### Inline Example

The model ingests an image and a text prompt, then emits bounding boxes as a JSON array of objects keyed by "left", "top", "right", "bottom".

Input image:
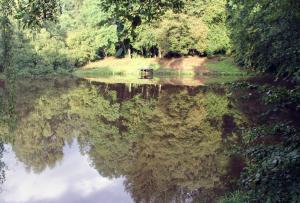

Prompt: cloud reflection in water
[{"left": 0, "top": 139, "right": 133, "bottom": 203}]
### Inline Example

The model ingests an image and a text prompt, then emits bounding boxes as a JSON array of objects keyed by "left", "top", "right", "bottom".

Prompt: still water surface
[
  {"left": 1, "top": 140, "right": 131, "bottom": 203},
  {"left": 0, "top": 77, "right": 244, "bottom": 203}
]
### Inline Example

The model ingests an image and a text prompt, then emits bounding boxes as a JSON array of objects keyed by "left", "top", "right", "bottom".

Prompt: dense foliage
[
  {"left": 62, "top": 0, "right": 118, "bottom": 65},
  {"left": 227, "top": 0, "right": 300, "bottom": 81},
  {"left": 185, "top": 0, "right": 230, "bottom": 55},
  {"left": 101, "top": 0, "right": 230, "bottom": 57},
  {"left": 0, "top": 0, "right": 68, "bottom": 76},
  {"left": 218, "top": 82, "right": 300, "bottom": 202},
  {"left": 156, "top": 12, "right": 208, "bottom": 55},
  {"left": 0, "top": 0, "right": 232, "bottom": 76},
  {"left": 1, "top": 0, "right": 299, "bottom": 79},
  {"left": 241, "top": 124, "right": 300, "bottom": 202}
]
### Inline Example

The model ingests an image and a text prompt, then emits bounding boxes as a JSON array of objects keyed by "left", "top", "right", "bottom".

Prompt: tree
[
  {"left": 184, "top": 0, "right": 230, "bottom": 55},
  {"left": 98, "top": 0, "right": 186, "bottom": 58},
  {"left": 0, "top": 0, "right": 62, "bottom": 75},
  {"left": 66, "top": 26, "right": 118, "bottom": 65},
  {"left": 62, "top": 0, "right": 118, "bottom": 64},
  {"left": 227, "top": 0, "right": 300, "bottom": 81},
  {"left": 156, "top": 12, "right": 208, "bottom": 55},
  {"left": 132, "top": 24, "right": 158, "bottom": 57},
  {"left": 16, "top": 0, "right": 62, "bottom": 28}
]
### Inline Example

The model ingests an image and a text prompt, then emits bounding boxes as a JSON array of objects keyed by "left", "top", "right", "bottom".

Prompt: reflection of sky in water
[{"left": 0, "top": 140, "right": 133, "bottom": 203}]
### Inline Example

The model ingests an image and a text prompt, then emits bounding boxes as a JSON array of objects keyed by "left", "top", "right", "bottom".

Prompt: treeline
[
  {"left": 61, "top": 0, "right": 230, "bottom": 60},
  {"left": 0, "top": 0, "right": 299, "bottom": 81},
  {"left": 0, "top": 0, "right": 230, "bottom": 75},
  {"left": 228, "top": 0, "right": 300, "bottom": 82}
]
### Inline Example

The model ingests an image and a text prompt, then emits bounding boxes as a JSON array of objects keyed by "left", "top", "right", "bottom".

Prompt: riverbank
[
  {"left": 0, "top": 56, "right": 245, "bottom": 81},
  {"left": 74, "top": 56, "right": 245, "bottom": 78}
]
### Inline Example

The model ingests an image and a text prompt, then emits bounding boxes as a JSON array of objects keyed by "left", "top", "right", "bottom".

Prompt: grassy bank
[
  {"left": 206, "top": 57, "right": 245, "bottom": 75},
  {"left": 74, "top": 56, "right": 246, "bottom": 78}
]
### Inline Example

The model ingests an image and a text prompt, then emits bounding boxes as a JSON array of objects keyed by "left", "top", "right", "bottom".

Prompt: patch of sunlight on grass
[
  {"left": 74, "top": 57, "right": 197, "bottom": 78},
  {"left": 82, "top": 57, "right": 157, "bottom": 74},
  {"left": 154, "top": 69, "right": 195, "bottom": 76},
  {"left": 74, "top": 57, "right": 249, "bottom": 79},
  {"left": 74, "top": 67, "right": 122, "bottom": 78},
  {"left": 206, "top": 58, "right": 245, "bottom": 75}
]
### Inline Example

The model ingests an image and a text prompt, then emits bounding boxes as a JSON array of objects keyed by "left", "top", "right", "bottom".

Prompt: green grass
[
  {"left": 78, "top": 58, "right": 159, "bottom": 75},
  {"left": 74, "top": 57, "right": 196, "bottom": 78},
  {"left": 74, "top": 67, "right": 120, "bottom": 78},
  {"left": 154, "top": 68, "right": 195, "bottom": 76},
  {"left": 74, "top": 58, "right": 245, "bottom": 78},
  {"left": 206, "top": 58, "right": 245, "bottom": 75}
]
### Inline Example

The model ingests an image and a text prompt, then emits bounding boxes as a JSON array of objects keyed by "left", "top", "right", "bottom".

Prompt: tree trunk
[{"left": 158, "top": 48, "right": 162, "bottom": 58}]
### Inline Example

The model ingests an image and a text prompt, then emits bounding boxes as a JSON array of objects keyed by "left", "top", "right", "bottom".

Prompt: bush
[
  {"left": 66, "top": 25, "right": 118, "bottom": 65},
  {"left": 12, "top": 28, "right": 73, "bottom": 76},
  {"left": 156, "top": 12, "right": 208, "bottom": 55},
  {"left": 240, "top": 124, "right": 300, "bottom": 202},
  {"left": 228, "top": 0, "right": 300, "bottom": 81}
]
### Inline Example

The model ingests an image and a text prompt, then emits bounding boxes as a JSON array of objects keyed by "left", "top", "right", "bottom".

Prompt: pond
[{"left": 0, "top": 76, "right": 246, "bottom": 203}]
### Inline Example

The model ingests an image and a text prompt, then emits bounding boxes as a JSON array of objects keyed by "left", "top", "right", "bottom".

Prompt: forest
[
  {"left": 0, "top": 0, "right": 230, "bottom": 76},
  {"left": 0, "top": 0, "right": 300, "bottom": 203},
  {"left": 0, "top": 0, "right": 298, "bottom": 80}
]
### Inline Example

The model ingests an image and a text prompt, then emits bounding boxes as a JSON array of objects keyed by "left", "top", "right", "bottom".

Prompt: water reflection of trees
[
  {"left": 82, "top": 86, "right": 242, "bottom": 202},
  {"left": 0, "top": 73, "right": 18, "bottom": 188},
  {"left": 0, "top": 79, "right": 243, "bottom": 202},
  {"left": 4, "top": 81, "right": 119, "bottom": 173},
  {"left": 123, "top": 94, "right": 229, "bottom": 202}
]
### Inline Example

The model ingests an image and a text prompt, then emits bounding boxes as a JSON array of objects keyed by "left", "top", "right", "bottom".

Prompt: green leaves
[
  {"left": 156, "top": 11, "right": 208, "bottom": 55},
  {"left": 0, "top": 0, "right": 15, "bottom": 16},
  {"left": 66, "top": 25, "right": 118, "bottom": 64},
  {"left": 99, "top": 0, "right": 186, "bottom": 22},
  {"left": 227, "top": 0, "right": 300, "bottom": 81},
  {"left": 16, "top": 0, "right": 62, "bottom": 28},
  {"left": 238, "top": 123, "right": 300, "bottom": 202}
]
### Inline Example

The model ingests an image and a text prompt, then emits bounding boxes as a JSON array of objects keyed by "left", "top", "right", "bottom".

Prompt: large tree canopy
[
  {"left": 1, "top": 0, "right": 234, "bottom": 75},
  {"left": 156, "top": 11, "right": 208, "bottom": 55},
  {"left": 99, "top": 0, "right": 186, "bottom": 22},
  {"left": 17, "top": 0, "right": 60, "bottom": 27},
  {"left": 227, "top": 0, "right": 300, "bottom": 81},
  {"left": 0, "top": 0, "right": 63, "bottom": 76},
  {"left": 98, "top": 0, "right": 186, "bottom": 57}
]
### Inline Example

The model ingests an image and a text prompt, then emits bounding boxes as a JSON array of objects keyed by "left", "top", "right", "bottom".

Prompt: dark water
[{"left": 0, "top": 77, "right": 245, "bottom": 203}]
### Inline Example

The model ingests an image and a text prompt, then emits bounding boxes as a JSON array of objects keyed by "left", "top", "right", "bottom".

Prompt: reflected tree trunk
[
  {"left": 0, "top": 89, "right": 3, "bottom": 118},
  {"left": 128, "top": 48, "right": 131, "bottom": 59}
]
